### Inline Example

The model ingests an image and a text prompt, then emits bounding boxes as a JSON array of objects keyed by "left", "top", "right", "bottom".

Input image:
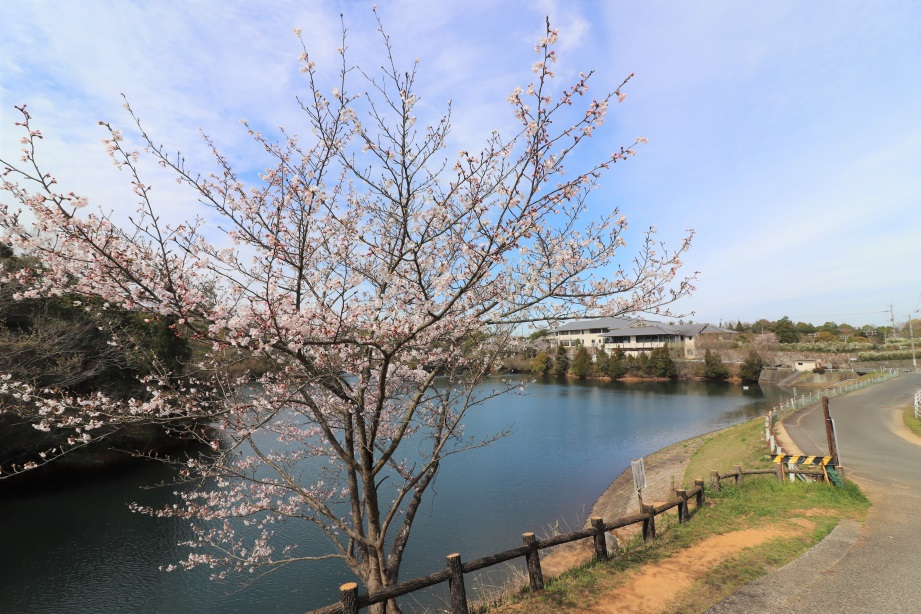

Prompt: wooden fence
[
  {"left": 312, "top": 449, "right": 851, "bottom": 614},
  {"left": 708, "top": 463, "right": 830, "bottom": 489},
  {"left": 309, "top": 480, "right": 707, "bottom": 614}
]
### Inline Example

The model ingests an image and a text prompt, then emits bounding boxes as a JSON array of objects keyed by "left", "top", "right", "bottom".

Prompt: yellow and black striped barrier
[{"left": 772, "top": 454, "right": 835, "bottom": 466}]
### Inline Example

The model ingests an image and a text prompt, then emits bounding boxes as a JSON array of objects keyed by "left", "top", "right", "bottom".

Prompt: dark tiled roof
[
  {"left": 552, "top": 316, "right": 637, "bottom": 332},
  {"left": 554, "top": 318, "right": 739, "bottom": 338}
]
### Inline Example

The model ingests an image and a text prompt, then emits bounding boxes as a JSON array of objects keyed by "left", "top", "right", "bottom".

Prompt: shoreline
[
  {"left": 540, "top": 407, "right": 807, "bottom": 576},
  {"left": 540, "top": 427, "right": 729, "bottom": 576}
]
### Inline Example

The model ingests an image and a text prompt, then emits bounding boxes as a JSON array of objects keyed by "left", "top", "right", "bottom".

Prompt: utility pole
[{"left": 910, "top": 311, "right": 918, "bottom": 368}]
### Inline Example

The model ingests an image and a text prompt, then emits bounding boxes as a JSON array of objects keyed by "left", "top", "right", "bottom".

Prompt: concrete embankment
[
  {"left": 759, "top": 369, "right": 855, "bottom": 387},
  {"left": 541, "top": 429, "right": 720, "bottom": 576}
]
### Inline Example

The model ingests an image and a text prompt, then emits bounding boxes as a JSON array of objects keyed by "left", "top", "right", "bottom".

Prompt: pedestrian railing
[
  {"left": 768, "top": 371, "right": 897, "bottom": 424},
  {"left": 765, "top": 372, "right": 894, "bottom": 481}
]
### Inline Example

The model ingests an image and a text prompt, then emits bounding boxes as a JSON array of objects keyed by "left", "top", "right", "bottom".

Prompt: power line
[{"left": 740, "top": 310, "right": 887, "bottom": 320}]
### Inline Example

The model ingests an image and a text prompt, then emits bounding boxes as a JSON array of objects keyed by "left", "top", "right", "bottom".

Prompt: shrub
[
  {"left": 739, "top": 350, "right": 764, "bottom": 382},
  {"left": 570, "top": 346, "right": 593, "bottom": 378},
  {"left": 607, "top": 348, "right": 627, "bottom": 379},
  {"left": 530, "top": 351, "right": 551, "bottom": 376},
  {"left": 649, "top": 345, "right": 677, "bottom": 378},
  {"left": 700, "top": 349, "right": 730, "bottom": 379},
  {"left": 594, "top": 347, "right": 609, "bottom": 375},
  {"left": 552, "top": 344, "right": 570, "bottom": 377}
]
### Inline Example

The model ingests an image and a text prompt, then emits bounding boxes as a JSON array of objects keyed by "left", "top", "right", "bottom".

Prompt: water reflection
[{"left": 1, "top": 379, "right": 785, "bottom": 613}]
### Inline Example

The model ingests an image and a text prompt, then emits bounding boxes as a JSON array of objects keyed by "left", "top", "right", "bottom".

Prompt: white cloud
[{"left": 1, "top": 0, "right": 918, "bottom": 326}]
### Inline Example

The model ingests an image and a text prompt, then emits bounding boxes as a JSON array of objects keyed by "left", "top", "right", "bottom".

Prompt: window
[{"left": 590, "top": 328, "right": 602, "bottom": 334}]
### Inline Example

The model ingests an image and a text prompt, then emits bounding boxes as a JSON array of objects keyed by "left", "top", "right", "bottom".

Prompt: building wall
[{"left": 551, "top": 330, "right": 696, "bottom": 357}]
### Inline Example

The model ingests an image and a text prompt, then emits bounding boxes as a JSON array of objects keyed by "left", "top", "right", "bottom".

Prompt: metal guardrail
[
  {"left": 765, "top": 372, "right": 896, "bottom": 481},
  {"left": 769, "top": 371, "right": 898, "bottom": 424}
]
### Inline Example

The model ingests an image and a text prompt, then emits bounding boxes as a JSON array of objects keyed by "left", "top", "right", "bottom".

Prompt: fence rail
[
  {"left": 314, "top": 456, "right": 820, "bottom": 614},
  {"left": 767, "top": 371, "right": 897, "bottom": 423},
  {"left": 764, "top": 372, "right": 894, "bottom": 483},
  {"left": 765, "top": 372, "right": 896, "bottom": 453},
  {"left": 313, "top": 374, "right": 903, "bottom": 614},
  {"left": 310, "top": 481, "right": 707, "bottom": 614}
]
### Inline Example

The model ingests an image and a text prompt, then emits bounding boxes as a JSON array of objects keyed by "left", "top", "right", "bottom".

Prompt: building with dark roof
[{"left": 549, "top": 317, "right": 737, "bottom": 357}]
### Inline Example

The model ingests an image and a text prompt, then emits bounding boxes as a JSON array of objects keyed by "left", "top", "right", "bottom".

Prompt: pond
[{"left": 0, "top": 378, "right": 789, "bottom": 612}]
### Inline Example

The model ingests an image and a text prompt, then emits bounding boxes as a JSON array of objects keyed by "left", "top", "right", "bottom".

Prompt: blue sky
[{"left": 1, "top": 0, "right": 919, "bottom": 328}]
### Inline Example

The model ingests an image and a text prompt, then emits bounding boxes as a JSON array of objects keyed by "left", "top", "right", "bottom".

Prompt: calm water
[{"left": 0, "top": 378, "right": 788, "bottom": 613}]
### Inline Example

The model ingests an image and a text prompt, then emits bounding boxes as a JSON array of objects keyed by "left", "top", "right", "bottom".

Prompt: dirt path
[{"left": 577, "top": 524, "right": 807, "bottom": 614}]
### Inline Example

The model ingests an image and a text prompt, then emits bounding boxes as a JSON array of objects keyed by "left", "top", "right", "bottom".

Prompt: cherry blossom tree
[{"left": 1, "top": 16, "right": 694, "bottom": 612}]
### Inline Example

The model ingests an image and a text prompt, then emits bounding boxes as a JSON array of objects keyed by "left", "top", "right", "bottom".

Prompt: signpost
[{"left": 631, "top": 457, "right": 647, "bottom": 507}]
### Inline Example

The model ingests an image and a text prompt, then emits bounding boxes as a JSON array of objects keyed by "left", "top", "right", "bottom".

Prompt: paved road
[{"left": 709, "top": 373, "right": 921, "bottom": 613}]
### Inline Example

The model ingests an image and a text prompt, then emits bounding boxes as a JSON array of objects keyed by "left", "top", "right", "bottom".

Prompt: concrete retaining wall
[{"left": 759, "top": 369, "right": 855, "bottom": 387}]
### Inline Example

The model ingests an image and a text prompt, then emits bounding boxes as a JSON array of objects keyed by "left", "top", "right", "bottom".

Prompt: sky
[{"left": 1, "top": 0, "right": 919, "bottom": 328}]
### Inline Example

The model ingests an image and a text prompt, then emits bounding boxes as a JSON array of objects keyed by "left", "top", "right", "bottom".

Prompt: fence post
[
  {"left": 775, "top": 462, "right": 784, "bottom": 482},
  {"left": 822, "top": 396, "right": 840, "bottom": 465},
  {"left": 734, "top": 464, "right": 743, "bottom": 485},
  {"left": 446, "top": 553, "right": 468, "bottom": 614},
  {"left": 676, "top": 489, "right": 689, "bottom": 523},
  {"left": 642, "top": 504, "right": 656, "bottom": 543},
  {"left": 339, "top": 582, "right": 359, "bottom": 614},
  {"left": 710, "top": 469, "right": 721, "bottom": 491},
  {"left": 591, "top": 517, "right": 608, "bottom": 561},
  {"left": 694, "top": 479, "right": 705, "bottom": 505},
  {"left": 522, "top": 532, "right": 544, "bottom": 591}
]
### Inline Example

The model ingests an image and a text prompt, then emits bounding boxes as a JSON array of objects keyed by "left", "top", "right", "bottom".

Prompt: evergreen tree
[
  {"left": 735, "top": 320, "right": 744, "bottom": 332},
  {"left": 571, "top": 345, "right": 592, "bottom": 378},
  {"left": 636, "top": 352, "right": 652, "bottom": 377},
  {"left": 622, "top": 353, "right": 639, "bottom": 376},
  {"left": 773, "top": 316, "right": 800, "bottom": 344},
  {"left": 739, "top": 349, "right": 764, "bottom": 382},
  {"left": 594, "top": 347, "right": 609, "bottom": 375},
  {"left": 552, "top": 344, "right": 570, "bottom": 377},
  {"left": 607, "top": 348, "right": 627, "bottom": 379},
  {"left": 700, "top": 349, "right": 730, "bottom": 379},
  {"left": 649, "top": 345, "right": 677, "bottom": 378}
]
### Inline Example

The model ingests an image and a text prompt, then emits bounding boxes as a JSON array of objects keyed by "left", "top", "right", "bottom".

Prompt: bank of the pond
[
  {"left": 1, "top": 378, "right": 786, "bottom": 613},
  {"left": 493, "top": 413, "right": 871, "bottom": 613},
  {"left": 541, "top": 428, "right": 725, "bottom": 577}
]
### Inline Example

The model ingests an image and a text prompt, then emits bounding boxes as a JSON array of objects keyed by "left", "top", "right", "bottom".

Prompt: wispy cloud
[{"left": 1, "top": 0, "right": 918, "bottom": 326}]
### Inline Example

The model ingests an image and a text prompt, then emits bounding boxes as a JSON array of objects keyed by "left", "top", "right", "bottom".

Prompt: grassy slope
[
  {"left": 683, "top": 418, "right": 773, "bottom": 487},
  {"left": 486, "top": 417, "right": 869, "bottom": 613},
  {"left": 904, "top": 404, "right": 921, "bottom": 438}
]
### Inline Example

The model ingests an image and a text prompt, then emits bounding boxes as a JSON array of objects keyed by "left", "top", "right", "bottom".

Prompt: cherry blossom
[{"left": 0, "top": 15, "right": 694, "bottom": 613}]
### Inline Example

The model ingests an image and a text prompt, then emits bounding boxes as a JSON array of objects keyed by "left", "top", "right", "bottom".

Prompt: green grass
[
  {"left": 486, "top": 416, "right": 870, "bottom": 613},
  {"left": 683, "top": 417, "right": 773, "bottom": 487},
  {"left": 903, "top": 404, "right": 921, "bottom": 438}
]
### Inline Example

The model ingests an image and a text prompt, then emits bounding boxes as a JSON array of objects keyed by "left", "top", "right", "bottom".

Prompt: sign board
[{"left": 631, "top": 457, "right": 647, "bottom": 492}]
